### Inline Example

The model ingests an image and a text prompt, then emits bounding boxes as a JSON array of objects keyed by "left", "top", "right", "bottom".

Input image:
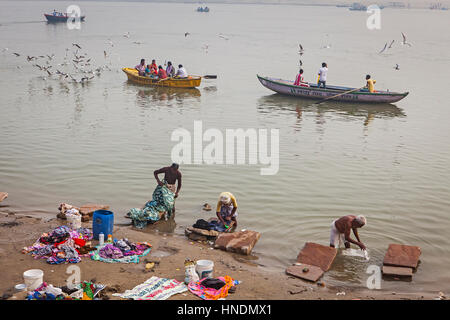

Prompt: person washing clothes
[{"left": 329, "top": 215, "right": 367, "bottom": 250}]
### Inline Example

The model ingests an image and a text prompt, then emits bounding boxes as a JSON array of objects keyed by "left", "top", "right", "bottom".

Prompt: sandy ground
[{"left": 0, "top": 211, "right": 440, "bottom": 301}]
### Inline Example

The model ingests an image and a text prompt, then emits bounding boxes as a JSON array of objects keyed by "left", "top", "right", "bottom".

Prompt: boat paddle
[
  {"left": 203, "top": 75, "right": 217, "bottom": 79},
  {"left": 311, "top": 86, "right": 366, "bottom": 106}
]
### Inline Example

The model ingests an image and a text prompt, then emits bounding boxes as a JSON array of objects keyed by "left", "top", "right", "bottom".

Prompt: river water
[{"left": 1, "top": 1, "right": 450, "bottom": 293}]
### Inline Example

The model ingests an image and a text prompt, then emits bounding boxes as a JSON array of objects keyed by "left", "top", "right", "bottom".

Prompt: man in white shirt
[
  {"left": 175, "top": 64, "right": 188, "bottom": 78},
  {"left": 317, "top": 62, "right": 328, "bottom": 88}
]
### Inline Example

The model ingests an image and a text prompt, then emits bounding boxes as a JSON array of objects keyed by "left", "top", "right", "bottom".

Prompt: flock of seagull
[
  {"left": 378, "top": 32, "right": 413, "bottom": 70},
  {"left": 4, "top": 42, "right": 113, "bottom": 84},
  {"left": 296, "top": 31, "right": 412, "bottom": 70}
]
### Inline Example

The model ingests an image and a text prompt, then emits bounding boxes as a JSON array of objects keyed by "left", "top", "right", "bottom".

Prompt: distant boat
[
  {"left": 257, "top": 75, "right": 409, "bottom": 104},
  {"left": 197, "top": 7, "right": 210, "bottom": 12},
  {"left": 349, "top": 3, "right": 367, "bottom": 11},
  {"left": 44, "top": 11, "right": 86, "bottom": 23}
]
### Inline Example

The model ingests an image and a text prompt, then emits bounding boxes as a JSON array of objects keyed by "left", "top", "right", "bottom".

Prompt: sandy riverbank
[{"left": 0, "top": 211, "right": 439, "bottom": 300}]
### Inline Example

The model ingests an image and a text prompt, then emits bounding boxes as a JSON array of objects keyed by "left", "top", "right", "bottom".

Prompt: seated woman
[
  {"left": 294, "top": 69, "right": 309, "bottom": 87},
  {"left": 166, "top": 61, "right": 176, "bottom": 78},
  {"left": 210, "top": 192, "right": 238, "bottom": 232},
  {"left": 158, "top": 65, "right": 168, "bottom": 79}
]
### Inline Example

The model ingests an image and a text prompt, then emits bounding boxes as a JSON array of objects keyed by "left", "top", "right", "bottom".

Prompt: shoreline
[{"left": 0, "top": 210, "right": 440, "bottom": 300}]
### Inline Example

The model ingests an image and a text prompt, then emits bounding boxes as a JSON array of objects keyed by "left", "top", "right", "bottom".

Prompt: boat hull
[
  {"left": 44, "top": 14, "right": 86, "bottom": 23},
  {"left": 257, "top": 75, "right": 408, "bottom": 104},
  {"left": 123, "top": 68, "right": 201, "bottom": 88}
]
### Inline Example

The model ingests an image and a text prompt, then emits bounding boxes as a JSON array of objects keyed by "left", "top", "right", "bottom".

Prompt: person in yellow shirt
[
  {"left": 365, "top": 74, "right": 376, "bottom": 93},
  {"left": 215, "top": 192, "right": 238, "bottom": 232}
]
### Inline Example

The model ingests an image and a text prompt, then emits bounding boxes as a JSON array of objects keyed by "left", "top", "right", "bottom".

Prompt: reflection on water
[
  {"left": 124, "top": 82, "right": 201, "bottom": 108},
  {"left": 257, "top": 94, "right": 406, "bottom": 129}
]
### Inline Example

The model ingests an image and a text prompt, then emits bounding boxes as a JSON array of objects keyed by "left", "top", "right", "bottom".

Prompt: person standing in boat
[
  {"left": 175, "top": 64, "right": 188, "bottom": 78},
  {"left": 317, "top": 62, "right": 328, "bottom": 88},
  {"left": 166, "top": 61, "right": 176, "bottom": 78},
  {"left": 294, "top": 69, "right": 309, "bottom": 87},
  {"left": 365, "top": 74, "right": 376, "bottom": 93},
  {"left": 135, "top": 58, "right": 146, "bottom": 76}
]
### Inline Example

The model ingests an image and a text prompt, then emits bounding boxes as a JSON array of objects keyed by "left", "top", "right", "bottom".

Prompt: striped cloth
[{"left": 113, "top": 276, "right": 187, "bottom": 300}]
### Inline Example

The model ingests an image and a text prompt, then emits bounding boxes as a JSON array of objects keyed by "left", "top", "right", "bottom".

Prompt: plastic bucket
[
  {"left": 92, "top": 210, "right": 114, "bottom": 240},
  {"left": 23, "top": 269, "right": 44, "bottom": 291},
  {"left": 67, "top": 214, "right": 81, "bottom": 229},
  {"left": 195, "top": 260, "right": 214, "bottom": 279}
]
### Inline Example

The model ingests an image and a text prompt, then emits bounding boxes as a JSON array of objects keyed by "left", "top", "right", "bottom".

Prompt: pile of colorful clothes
[
  {"left": 188, "top": 276, "right": 239, "bottom": 300},
  {"left": 22, "top": 225, "right": 94, "bottom": 264},
  {"left": 89, "top": 238, "right": 151, "bottom": 263},
  {"left": 26, "top": 281, "right": 105, "bottom": 300}
]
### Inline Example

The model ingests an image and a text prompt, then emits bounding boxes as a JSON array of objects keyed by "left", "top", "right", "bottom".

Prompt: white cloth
[
  {"left": 329, "top": 219, "right": 345, "bottom": 247},
  {"left": 318, "top": 67, "right": 328, "bottom": 81},
  {"left": 176, "top": 67, "right": 188, "bottom": 78}
]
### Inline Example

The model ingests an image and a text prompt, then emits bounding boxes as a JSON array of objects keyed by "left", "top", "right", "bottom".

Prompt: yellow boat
[{"left": 122, "top": 68, "right": 202, "bottom": 88}]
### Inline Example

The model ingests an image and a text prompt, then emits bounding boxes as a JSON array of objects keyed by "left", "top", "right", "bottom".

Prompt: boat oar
[
  {"left": 311, "top": 86, "right": 365, "bottom": 106},
  {"left": 203, "top": 75, "right": 217, "bottom": 79}
]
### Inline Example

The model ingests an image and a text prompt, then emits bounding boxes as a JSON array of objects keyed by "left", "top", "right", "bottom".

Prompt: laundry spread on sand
[
  {"left": 89, "top": 239, "right": 151, "bottom": 263},
  {"left": 188, "top": 276, "right": 239, "bottom": 300},
  {"left": 127, "top": 183, "right": 175, "bottom": 229},
  {"left": 22, "top": 226, "right": 94, "bottom": 264},
  {"left": 26, "top": 281, "right": 106, "bottom": 300},
  {"left": 112, "top": 276, "right": 187, "bottom": 300}
]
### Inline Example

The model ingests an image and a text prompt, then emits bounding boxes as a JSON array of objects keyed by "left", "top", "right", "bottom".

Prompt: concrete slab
[
  {"left": 382, "top": 265, "right": 413, "bottom": 277},
  {"left": 186, "top": 226, "right": 220, "bottom": 237},
  {"left": 0, "top": 192, "right": 8, "bottom": 203},
  {"left": 79, "top": 204, "right": 110, "bottom": 216},
  {"left": 214, "top": 230, "right": 261, "bottom": 255},
  {"left": 383, "top": 244, "right": 421, "bottom": 269},
  {"left": 286, "top": 263, "right": 324, "bottom": 282},
  {"left": 296, "top": 242, "right": 337, "bottom": 271}
]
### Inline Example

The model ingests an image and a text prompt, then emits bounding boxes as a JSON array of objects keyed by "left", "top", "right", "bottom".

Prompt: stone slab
[
  {"left": 286, "top": 263, "right": 325, "bottom": 282},
  {"left": 0, "top": 192, "right": 8, "bottom": 203},
  {"left": 296, "top": 242, "right": 337, "bottom": 271},
  {"left": 79, "top": 204, "right": 110, "bottom": 216},
  {"left": 383, "top": 244, "right": 421, "bottom": 269},
  {"left": 214, "top": 230, "right": 261, "bottom": 255},
  {"left": 186, "top": 226, "right": 220, "bottom": 237},
  {"left": 382, "top": 265, "right": 413, "bottom": 277}
]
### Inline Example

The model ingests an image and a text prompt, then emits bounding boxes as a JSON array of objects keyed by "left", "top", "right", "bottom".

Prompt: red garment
[
  {"left": 294, "top": 73, "right": 304, "bottom": 86},
  {"left": 158, "top": 69, "right": 168, "bottom": 79},
  {"left": 150, "top": 63, "right": 158, "bottom": 74}
]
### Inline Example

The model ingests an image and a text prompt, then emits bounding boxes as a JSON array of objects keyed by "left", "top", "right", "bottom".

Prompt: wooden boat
[
  {"left": 257, "top": 75, "right": 409, "bottom": 104},
  {"left": 44, "top": 13, "right": 86, "bottom": 23},
  {"left": 122, "top": 68, "right": 201, "bottom": 88}
]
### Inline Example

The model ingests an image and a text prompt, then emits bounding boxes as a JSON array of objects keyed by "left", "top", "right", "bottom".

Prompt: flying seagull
[
  {"left": 72, "top": 43, "right": 82, "bottom": 49},
  {"left": 388, "top": 39, "right": 395, "bottom": 49},
  {"left": 298, "top": 44, "right": 304, "bottom": 55},
  {"left": 394, "top": 64, "right": 400, "bottom": 70},
  {"left": 13, "top": 52, "right": 20, "bottom": 57},
  {"left": 123, "top": 32, "right": 130, "bottom": 38},
  {"left": 218, "top": 33, "right": 229, "bottom": 40},
  {"left": 185, "top": 32, "right": 190, "bottom": 37},
  {"left": 401, "top": 32, "right": 412, "bottom": 47},
  {"left": 299, "top": 59, "right": 303, "bottom": 66},
  {"left": 379, "top": 42, "right": 388, "bottom": 54}
]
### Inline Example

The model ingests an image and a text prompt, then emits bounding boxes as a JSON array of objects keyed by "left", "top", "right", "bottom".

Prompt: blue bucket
[{"left": 92, "top": 210, "right": 114, "bottom": 240}]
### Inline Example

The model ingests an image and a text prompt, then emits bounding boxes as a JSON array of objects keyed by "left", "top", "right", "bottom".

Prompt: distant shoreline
[{"left": 1, "top": 0, "right": 448, "bottom": 11}]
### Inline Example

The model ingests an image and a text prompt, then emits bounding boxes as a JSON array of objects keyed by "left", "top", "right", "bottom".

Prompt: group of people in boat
[
  {"left": 51, "top": 10, "right": 66, "bottom": 17},
  {"left": 294, "top": 62, "right": 377, "bottom": 93},
  {"left": 135, "top": 58, "right": 188, "bottom": 80}
]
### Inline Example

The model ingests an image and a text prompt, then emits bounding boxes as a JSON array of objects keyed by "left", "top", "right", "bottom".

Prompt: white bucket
[
  {"left": 23, "top": 269, "right": 44, "bottom": 291},
  {"left": 195, "top": 260, "right": 214, "bottom": 279},
  {"left": 67, "top": 214, "right": 81, "bottom": 229}
]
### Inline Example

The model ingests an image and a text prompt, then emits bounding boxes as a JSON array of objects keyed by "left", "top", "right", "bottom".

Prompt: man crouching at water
[
  {"left": 330, "top": 215, "right": 366, "bottom": 250},
  {"left": 154, "top": 163, "right": 182, "bottom": 216}
]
